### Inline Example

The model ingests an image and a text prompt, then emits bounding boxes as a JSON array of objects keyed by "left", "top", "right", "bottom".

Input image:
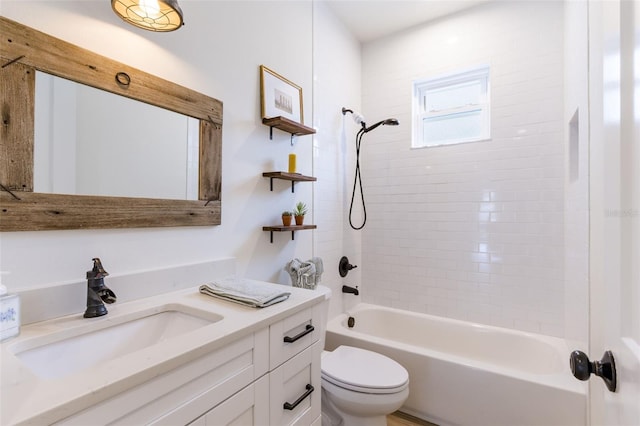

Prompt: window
[{"left": 412, "top": 65, "right": 490, "bottom": 148}]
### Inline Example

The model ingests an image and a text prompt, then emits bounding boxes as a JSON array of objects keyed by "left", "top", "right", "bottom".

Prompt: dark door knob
[{"left": 569, "top": 350, "right": 617, "bottom": 392}]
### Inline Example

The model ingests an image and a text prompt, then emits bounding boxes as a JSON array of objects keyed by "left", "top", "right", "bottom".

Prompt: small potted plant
[
  {"left": 281, "top": 211, "right": 293, "bottom": 226},
  {"left": 293, "top": 201, "right": 308, "bottom": 226}
]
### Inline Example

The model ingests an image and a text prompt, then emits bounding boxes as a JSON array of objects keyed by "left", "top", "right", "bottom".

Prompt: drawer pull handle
[
  {"left": 283, "top": 384, "right": 314, "bottom": 410},
  {"left": 283, "top": 324, "right": 314, "bottom": 343}
]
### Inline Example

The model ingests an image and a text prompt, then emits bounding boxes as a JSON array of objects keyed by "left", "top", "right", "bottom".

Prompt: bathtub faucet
[
  {"left": 342, "top": 285, "right": 359, "bottom": 296},
  {"left": 84, "top": 258, "right": 117, "bottom": 318}
]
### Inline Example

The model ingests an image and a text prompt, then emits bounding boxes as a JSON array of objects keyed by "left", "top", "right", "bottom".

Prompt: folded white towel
[{"left": 199, "top": 277, "right": 291, "bottom": 308}]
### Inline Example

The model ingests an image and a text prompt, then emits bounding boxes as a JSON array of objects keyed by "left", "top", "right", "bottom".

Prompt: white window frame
[{"left": 412, "top": 64, "right": 490, "bottom": 148}]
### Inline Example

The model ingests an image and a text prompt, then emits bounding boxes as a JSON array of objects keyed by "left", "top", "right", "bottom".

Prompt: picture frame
[{"left": 260, "top": 65, "right": 304, "bottom": 124}]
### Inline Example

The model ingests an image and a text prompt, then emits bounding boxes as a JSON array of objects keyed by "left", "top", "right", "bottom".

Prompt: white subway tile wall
[
  {"left": 312, "top": 0, "right": 363, "bottom": 321},
  {"left": 359, "top": 1, "right": 566, "bottom": 336}
]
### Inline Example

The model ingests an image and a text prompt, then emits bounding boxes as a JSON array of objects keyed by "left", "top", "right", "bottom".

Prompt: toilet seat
[{"left": 321, "top": 346, "right": 409, "bottom": 394}]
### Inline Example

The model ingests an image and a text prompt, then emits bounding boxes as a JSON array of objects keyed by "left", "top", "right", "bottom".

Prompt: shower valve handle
[{"left": 339, "top": 256, "right": 358, "bottom": 277}]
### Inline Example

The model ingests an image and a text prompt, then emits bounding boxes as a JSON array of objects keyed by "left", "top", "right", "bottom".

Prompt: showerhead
[{"left": 363, "top": 118, "right": 399, "bottom": 133}]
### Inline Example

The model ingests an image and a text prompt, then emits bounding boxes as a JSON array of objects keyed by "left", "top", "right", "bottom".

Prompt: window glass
[
  {"left": 422, "top": 109, "right": 483, "bottom": 145},
  {"left": 424, "top": 81, "right": 483, "bottom": 112},
  {"left": 413, "top": 65, "right": 490, "bottom": 148}
]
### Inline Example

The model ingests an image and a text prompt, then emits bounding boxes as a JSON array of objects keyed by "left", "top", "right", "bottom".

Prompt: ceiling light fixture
[{"left": 111, "top": 0, "right": 184, "bottom": 32}]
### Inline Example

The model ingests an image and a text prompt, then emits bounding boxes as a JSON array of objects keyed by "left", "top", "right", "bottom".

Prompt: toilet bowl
[{"left": 321, "top": 345, "right": 409, "bottom": 426}]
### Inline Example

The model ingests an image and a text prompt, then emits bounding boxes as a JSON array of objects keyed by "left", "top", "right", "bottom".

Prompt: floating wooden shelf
[
  {"left": 262, "top": 116, "right": 315, "bottom": 142},
  {"left": 263, "top": 225, "right": 317, "bottom": 243},
  {"left": 262, "top": 172, "right": 317, "bottom": 193}
]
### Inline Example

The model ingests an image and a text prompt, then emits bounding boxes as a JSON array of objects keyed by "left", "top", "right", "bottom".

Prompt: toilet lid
[{"left": 321, "top": 346, "right": 409, "bottom": 393}]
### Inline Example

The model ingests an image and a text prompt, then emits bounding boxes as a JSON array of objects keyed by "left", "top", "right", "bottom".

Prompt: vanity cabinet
[
  {"left": 55, "top": 330, "right": 270, "bottom": 426},
  {"left": 55, "top": 303, "right": 324, "bottom": 426},
  {"left": 189, "top": 304, "right": 323, "bottom": 426}
]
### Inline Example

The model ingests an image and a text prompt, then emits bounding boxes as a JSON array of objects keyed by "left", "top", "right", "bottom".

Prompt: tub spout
[{"left": 342, "top": 285, "right": 359, "bottom": 296}]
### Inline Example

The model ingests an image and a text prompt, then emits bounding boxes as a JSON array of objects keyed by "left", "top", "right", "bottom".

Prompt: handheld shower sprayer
[
  {"left": 342, "top": 106, "right": 399, "bottom": 230},
  {"left": 363, "top": 118, "right": 399, "bottom": 133}
]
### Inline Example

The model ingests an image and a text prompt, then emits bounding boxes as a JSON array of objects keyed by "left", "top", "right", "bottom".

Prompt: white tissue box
[{"left": 0, "top": 294, "right": 20, "bottom": 341}]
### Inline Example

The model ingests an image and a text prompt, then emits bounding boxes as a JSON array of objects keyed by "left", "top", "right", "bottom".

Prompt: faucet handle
[{"left": 88, "top": 258, "right": 109, "bottom": 278}]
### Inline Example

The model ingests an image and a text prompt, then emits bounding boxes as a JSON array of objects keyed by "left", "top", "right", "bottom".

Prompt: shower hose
[{"left": 349, "top": 128, "right": 367, "bottom": 230}]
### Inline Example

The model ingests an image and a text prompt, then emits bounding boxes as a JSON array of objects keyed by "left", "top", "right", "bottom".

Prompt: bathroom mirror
[
  {"left": 34, "top": 72, "right": 201, "bottom": 200},
  {"left": 0, "top": 17, "right": 222, "bottom": 231}
]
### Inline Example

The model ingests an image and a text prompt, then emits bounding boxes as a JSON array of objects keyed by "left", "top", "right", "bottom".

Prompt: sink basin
[{"left": 11, "top": 304, "right": 223, "bottom": 380}]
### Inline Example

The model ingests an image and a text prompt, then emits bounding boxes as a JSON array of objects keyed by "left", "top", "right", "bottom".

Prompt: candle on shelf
[{"left": 288, "top": 153, "right": 297, "bottom": 173}]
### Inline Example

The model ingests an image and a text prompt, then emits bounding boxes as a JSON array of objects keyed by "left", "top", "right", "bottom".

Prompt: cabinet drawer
[
  {"left": 269, "top": 304, "right": 322, "bottom": 369},
  {"left": 190, "top": 375, "right": 269, "bottom": 426},
  {"left": 56, "top": 329, "right": 269, "bottom": 426},
  {"left": 269, "top": 341, "right": 321, "bottom": 426}
]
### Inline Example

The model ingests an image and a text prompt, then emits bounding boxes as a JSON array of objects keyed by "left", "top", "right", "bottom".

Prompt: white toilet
[{"left": 320, "top": 345, "right": 410, "bottom": 426}]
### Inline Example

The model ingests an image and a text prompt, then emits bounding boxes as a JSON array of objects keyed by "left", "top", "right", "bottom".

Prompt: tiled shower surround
[{"left": 358, "top": 1, "right": 566, "bottom": 336}]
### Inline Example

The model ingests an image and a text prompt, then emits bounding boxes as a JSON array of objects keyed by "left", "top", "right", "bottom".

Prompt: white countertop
[{"left": 1, "top": 282, "right": 330, "bottom": 425}]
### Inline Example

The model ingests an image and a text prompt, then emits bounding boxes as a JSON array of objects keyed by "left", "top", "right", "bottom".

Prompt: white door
[{"left": 587, "top": 0, "right": 640, "bottom": 424}]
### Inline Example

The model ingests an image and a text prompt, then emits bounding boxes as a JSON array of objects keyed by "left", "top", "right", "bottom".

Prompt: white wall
[
  {"left": 359, "top": 1, "right": 567, "bottom": 336},
  {"left": 0, "top": 2, "right": 315, "bottom": 292}
]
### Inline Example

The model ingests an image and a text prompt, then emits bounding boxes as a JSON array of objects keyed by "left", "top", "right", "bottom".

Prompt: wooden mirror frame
[{"left": 0, "top": 17, "right": 222, "bottom": 231}]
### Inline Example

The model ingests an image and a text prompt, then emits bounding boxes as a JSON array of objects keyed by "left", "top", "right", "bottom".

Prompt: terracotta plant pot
[
  {"left": 295, "top": 215, "right": 304, "bottom": 226},
  {"left": 282, "top": 215, "right": 292, "bottom": 226}
]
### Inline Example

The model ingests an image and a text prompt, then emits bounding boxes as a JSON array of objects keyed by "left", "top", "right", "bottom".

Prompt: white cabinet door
[
  {"left": 200, "top": 375, "right": 269, "bottom": 426},
  {"left": 270, "top": 305, "right": 322, "bottom": 370},
  {"left": 269, "top": 341, "right": 321, "bottom": 426}
]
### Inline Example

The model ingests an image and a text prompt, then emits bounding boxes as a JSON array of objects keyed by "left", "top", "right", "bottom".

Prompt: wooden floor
[{"left": 387, "top": 411, "right": 438, "bottom": 426}]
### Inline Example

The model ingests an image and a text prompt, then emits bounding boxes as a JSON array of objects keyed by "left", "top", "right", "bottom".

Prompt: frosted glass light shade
[{"left": 112, "top": 0, "right": 184, "bottom": 32}]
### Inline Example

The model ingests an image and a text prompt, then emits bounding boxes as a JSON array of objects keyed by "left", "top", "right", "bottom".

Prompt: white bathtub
[{"left": 325, "top": 303, "right": 586, "bottom": 426}]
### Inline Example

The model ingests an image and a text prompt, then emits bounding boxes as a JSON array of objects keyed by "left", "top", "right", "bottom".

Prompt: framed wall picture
[{"left": 260, "top": 65, "right": 304, "bottom": 124}]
